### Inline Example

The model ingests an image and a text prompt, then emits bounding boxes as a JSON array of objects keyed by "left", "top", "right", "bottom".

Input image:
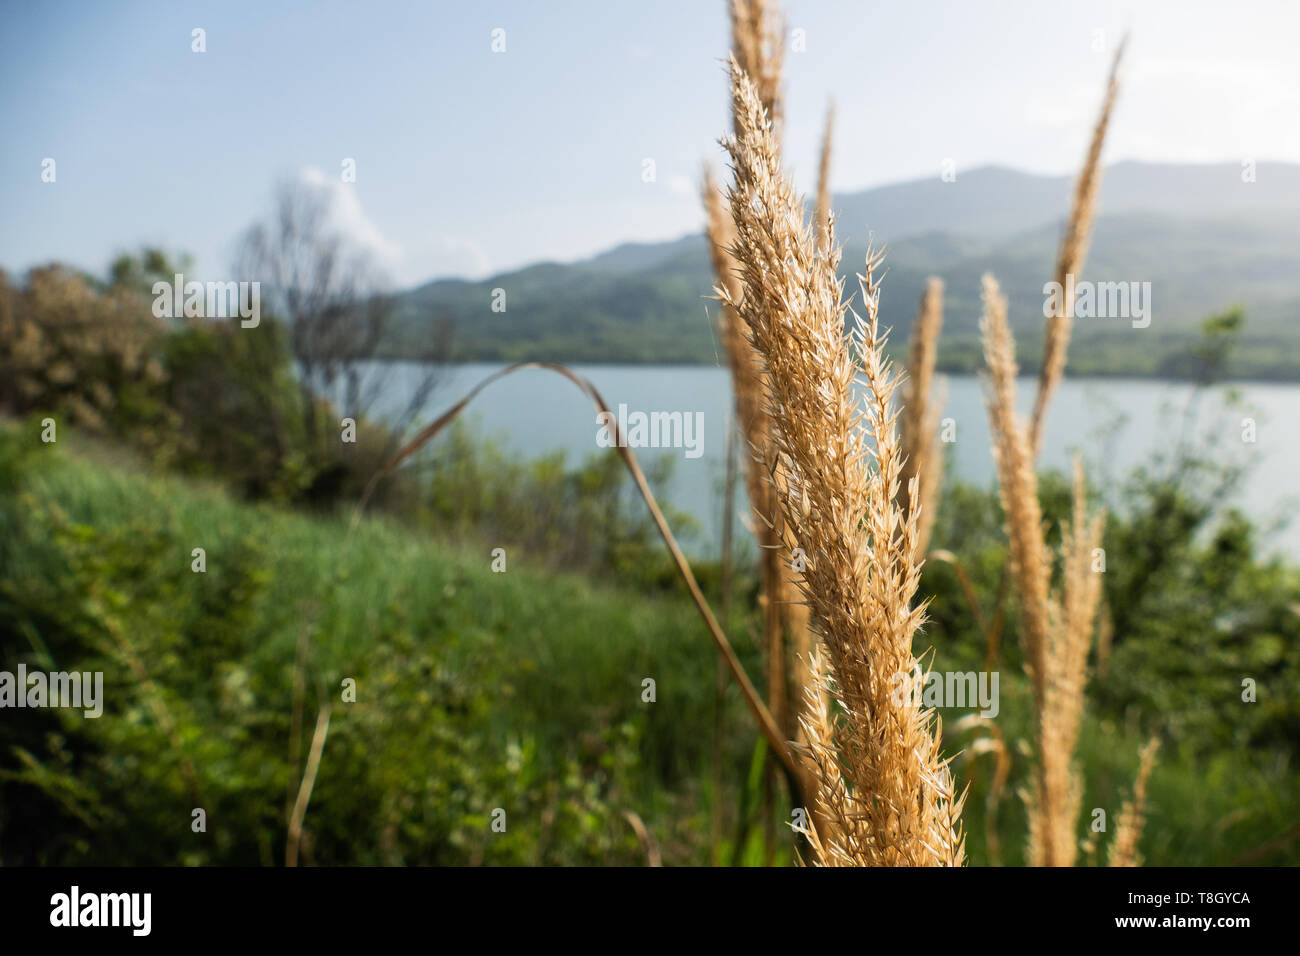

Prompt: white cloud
[
  {"left": 293, "top": 169, "right": 494, "bottom": 285},
  {"left": 297, "top": 166, "right": 404, "bottom": 274}
]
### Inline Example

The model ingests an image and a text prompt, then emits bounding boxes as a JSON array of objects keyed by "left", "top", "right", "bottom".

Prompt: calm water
[{"left": 352, "top": 362, "right": 1299, "bottom": 560}]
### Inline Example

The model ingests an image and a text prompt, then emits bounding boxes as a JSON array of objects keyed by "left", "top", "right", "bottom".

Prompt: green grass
[
  {"left": 0, "top": 433, "right": 776, "bottom": 865},
  {"left": 2, "top": 426, "right": 1296, "bottom": 865}
]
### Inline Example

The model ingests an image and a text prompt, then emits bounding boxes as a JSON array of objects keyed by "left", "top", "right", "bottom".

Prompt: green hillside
[{"left": 385, "top": 162, "right": 1300, "bottom": 378}]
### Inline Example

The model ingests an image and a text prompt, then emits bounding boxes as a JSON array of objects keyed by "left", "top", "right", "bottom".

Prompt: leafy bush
[
  {"left": 160, "top": 317, "right": 317, "bottom": 501},
  {"left": 421, "top": 421, "right": 703, "bottom": 590},
  {"left": 0, "top": 266, "right": 168, "bottom": 434}
]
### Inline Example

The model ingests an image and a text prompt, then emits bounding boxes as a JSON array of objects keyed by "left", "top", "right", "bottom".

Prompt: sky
[{"left": 3, "top": 0, "right": 1299, "bottom": 289}]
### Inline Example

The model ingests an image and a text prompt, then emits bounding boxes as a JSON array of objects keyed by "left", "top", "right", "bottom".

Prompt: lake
[{"left": 350, "top": 362, "right": 1299, "bottom": 561}]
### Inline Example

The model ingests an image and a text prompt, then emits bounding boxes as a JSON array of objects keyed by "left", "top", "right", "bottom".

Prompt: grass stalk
[
  {"left": 721, "top": 60, "right": 965, "bottom": 865},
  {"left": 286, "top": 703, "right": 331, "bottom": 868},
  {"left": 1029, "top": 38, "right": 1126, "bottom": 456}
]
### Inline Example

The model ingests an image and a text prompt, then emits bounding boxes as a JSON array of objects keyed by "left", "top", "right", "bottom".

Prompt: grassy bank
[
  {"left": 0, "top": 431, "right": 769, "bottom": 865},
  {"left": 1, "top": 429, "right": 1296, "bottom": 865}
]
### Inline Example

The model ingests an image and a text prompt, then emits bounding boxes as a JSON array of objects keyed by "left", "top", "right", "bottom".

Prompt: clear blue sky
[{"left": 3, "top": 0, "right": 1298, "bottom": 287}]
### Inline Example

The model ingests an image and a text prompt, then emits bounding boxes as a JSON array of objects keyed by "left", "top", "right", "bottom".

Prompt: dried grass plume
[
  {"left": 1029, "top": 38, "right": 1126, "bottom": 455},
  {"left": 981, "top": 275, "right": 1112, "bottom": 867},
  {"left": 721, "top": 60, "right": 964, "bottom": 866}
]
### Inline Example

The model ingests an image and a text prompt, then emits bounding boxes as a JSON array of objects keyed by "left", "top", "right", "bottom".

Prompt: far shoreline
[{"left": 367, "top": 355, "right": 1300, "bottom": 386}]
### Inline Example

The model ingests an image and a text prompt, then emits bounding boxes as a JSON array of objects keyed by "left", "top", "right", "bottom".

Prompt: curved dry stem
[
  {"left": 351, "top": 360, "right": 797, "bottom": 779},
  {"left": 622, "top": 810, "right": 663, "bottom": 867}
]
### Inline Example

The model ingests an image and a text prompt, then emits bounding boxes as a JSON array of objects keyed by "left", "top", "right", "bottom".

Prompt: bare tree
[{"left": 237, "top": 177, "right": 447, "bottom": 455}]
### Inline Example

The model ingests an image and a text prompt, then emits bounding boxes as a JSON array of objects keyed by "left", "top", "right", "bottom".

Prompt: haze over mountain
[{"left": 387, "top": 161, "right": 1300, "bottom": 378}]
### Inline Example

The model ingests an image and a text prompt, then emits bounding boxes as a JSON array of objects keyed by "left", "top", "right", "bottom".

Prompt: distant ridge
[{"left": 386, "top": 162, "right": 1300, "bottom": 379}]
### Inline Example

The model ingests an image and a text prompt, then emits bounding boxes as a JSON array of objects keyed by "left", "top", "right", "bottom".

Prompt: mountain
[
  {"left": 834, "top": 161, "right": 1300, "bottom": 244},
  {"left": 385, "top": 162, "right": 1300, "bottom": 378}
]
